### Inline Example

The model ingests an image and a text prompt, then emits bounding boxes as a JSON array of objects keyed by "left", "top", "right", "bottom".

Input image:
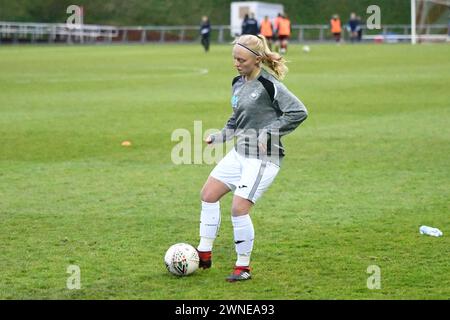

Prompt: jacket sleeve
[
  {"left": 209, "top": 111, "right": 237, "bottom": 144},
  {"left": 263, "top": 83, "right": 308, "bottom": 137}
]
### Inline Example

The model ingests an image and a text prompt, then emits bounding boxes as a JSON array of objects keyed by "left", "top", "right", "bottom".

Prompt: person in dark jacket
[
  {"left": 242, "top": 13, "right": 259, "bottom": 35},
  {"left": 356, "top": 15, "right": 363, "bottom": 42},
  {"left": 348, "top": 12, "right": 359, "bottom": 43},
  {"left": 200, "top": 16, "right": 211, "bottom": 52},
  {"left": 241, "top": 14, "right": 249, "bottom": 35}
]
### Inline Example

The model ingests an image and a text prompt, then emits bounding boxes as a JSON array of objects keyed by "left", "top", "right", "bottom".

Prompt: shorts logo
[{"left": 238, "top": 185, "right": 248, "bottom": 189}]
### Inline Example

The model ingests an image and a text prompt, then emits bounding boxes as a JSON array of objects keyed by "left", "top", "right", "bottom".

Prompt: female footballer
[{"left": 197, "top": 34, "right": 308, "bottom": 282}]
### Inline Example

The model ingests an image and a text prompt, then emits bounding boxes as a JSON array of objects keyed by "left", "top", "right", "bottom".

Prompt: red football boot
[
  {"left": 197, "top": 250, "right": 212, "bottom": 269},
  {"left": 226, "top": 266, "right": 251, "bottom": 282}
]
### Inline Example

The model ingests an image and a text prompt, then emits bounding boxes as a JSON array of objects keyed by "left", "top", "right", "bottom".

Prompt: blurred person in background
[
  {"left": 260, "top": 15, "right": 274, "bottom": 50},
  {"left": 200, "top": 16, "right": 211, "bottom": 52},
  {"left": 330, "top": 14, "right": 342, "bottom": 43},
  {"left": 242, "top": 13, "right": 259, "bottom": 35},
  {"left": 347, "top": 12, "right": 359, "bottom": 43},
  {"left": 241, "top": 14, "right": 249, "bottom": 35},
  {"left": 356, "top": 15, "right": 363, "bottom": 42},
  {"left": 273, "top": 13, "right": 284, "bottom": 52},
  {"left": 278, "top": 14, "right": 291, "bottom": 54}
]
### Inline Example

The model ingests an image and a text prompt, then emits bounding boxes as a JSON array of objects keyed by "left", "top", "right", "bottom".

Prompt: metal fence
[
  {"left": 0, "top": 21, "right": 118, "bottom": 44},
  {"left": 1, "top": 21, "right": 449, "bottom": 44}
]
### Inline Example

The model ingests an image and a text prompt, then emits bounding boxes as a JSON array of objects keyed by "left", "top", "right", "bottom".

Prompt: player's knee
[
  {"left": 231, "top": 207, "right": 245, "bottom": 216},
  {"left": 231, "top": 199, "right": 252, "bottom": 215},
  {"left": 200, "top": 189, "right": 220, "bottom": 203}
]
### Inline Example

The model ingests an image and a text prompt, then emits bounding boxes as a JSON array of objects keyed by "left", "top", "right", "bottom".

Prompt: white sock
[
  {"left": 198, "top": 201, "right": 221, "bottom": 252},
  {"left": 198, "top": 237, "right": 214, "bottom": 252},
  {"left": 232, "top": 214, "right": 254, "bottom": 267}
]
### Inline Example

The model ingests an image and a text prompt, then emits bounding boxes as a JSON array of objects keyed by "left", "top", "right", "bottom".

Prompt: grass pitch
[{"left": 0, "top": 43, "right": 449, "bottom": 299}]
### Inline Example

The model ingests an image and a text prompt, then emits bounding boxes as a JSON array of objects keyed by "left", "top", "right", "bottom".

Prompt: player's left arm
[{"left": 262, "top": 83, "right": 308, "bottom": 137}]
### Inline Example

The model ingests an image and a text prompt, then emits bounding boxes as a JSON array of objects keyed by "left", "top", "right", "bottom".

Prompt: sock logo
[{"left": 234, "top": 240, "right": 245, "bottom": 244}]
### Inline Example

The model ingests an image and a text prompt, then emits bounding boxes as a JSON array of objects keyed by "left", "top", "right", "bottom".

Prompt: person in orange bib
[
  {"left": 273, "top": 13, "right": 283, "bottom": 52},
  {"left": 330, "top": 14, "right": 342, "bottom": 43},
  {"left": 259, "top": 16, "right": 274, "bottom": 50},
  {"left": 278, "top": 14, "right": 291, "bottom": 54}
]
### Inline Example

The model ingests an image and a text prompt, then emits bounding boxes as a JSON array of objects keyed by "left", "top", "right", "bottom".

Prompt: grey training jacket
[{"left": 210, "top": 68, "right": 308, "bottom": 166}]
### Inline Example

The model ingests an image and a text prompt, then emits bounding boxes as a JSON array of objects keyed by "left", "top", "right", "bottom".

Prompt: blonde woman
[{"left": 197, "top": 34, "right": 308, "bottom": 282}]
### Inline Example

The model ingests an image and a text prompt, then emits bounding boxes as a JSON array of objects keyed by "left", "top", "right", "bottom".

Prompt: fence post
[
  {"left": 141, "top": 28, "right": 146, "bottom": 43},
  {"left": 218, "top": 27, "right": 224, "bottom": 43},
  {"left": 179, "top": 29, "right": 185, "bottom": 42},
  {"left": 298, "top": 28, "right": 304, "bottom": 42},
  {"left": 19, "top": 25, "right": 26, "bottom": 40},
  {"left": 160, "top": 29, "right": 165, "bottom": 42}
]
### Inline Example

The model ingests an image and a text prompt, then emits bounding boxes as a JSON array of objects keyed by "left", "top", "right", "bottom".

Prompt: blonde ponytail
[{"left": 257, "top": 35, "right": 288, "bottom": 80}]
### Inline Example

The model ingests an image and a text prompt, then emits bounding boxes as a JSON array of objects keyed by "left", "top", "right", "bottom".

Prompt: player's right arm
[{"left": 206, "top": 112, "right": 237, "bottom": 144}]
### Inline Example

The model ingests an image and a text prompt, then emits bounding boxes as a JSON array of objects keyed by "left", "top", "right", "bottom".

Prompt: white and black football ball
[{"left": 164, "top": 243, "right": 199, "bottom": 276}]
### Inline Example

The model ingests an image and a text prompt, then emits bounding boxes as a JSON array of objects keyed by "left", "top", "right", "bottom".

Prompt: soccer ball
[
  {"left": 164, "top": 243, "right": 199, "bottom": 276},
  {"left": 302, "top": 45, "right": 311, "bottom": 53}
]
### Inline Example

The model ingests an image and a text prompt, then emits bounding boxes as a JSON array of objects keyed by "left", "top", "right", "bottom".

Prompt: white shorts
[{"left": 210, "top": 148, "right": 280, "bottom": 203}]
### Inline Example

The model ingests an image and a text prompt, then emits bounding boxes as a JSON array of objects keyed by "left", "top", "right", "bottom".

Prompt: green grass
[{"left": 0, "top": 43, "right": 449, "bottom": 299}]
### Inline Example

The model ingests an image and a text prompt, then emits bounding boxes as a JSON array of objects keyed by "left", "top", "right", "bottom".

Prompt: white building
[{"left": 230, "top": 1, "right": 284, "bottom": 37}]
